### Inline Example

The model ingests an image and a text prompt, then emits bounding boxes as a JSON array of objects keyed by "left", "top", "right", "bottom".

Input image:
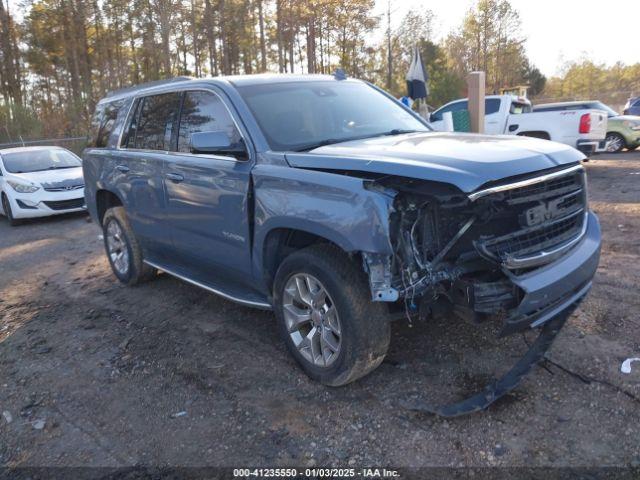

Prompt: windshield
[
  {"left": 236, "top": 80, "right": 430, "bottom": 151},
  {"left": 1, "top": 149, "right": 81, "bottom": 173},
  {"left": 589, "top": 102, "right": 619, "bottom": 117}
]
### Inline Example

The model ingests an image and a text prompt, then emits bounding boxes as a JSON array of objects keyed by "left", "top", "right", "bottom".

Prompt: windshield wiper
[
  {"left": 294, "top": 138, "right": 356, "bottom": 152},
  {"left": 380, "top": 129, "right": 422, "bottom": 136},
  {"left": 294, "top": 130, "right": 424, "bottom": 152}
]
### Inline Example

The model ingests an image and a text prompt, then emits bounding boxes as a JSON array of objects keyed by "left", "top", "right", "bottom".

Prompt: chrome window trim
[
  {"left": 116, "top": 87, "right": 252, "bottom": 163},
  {"left": 143, "top": 259, "right": 272, "bottom": 310},
  {"left": 115, "top": 98, "right": 137, "bottom": 150},
  {"left": 468, "top": 164, "right": 584, "bottom": 202}
]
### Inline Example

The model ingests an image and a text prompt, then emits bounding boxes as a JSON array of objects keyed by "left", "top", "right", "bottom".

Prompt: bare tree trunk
[
  {"left": 257, "top": 0, "right": 266, "bottom": 72},
  {"left": 306, "top": 19, "right": 315, "bottom": 74},
  {"left": 191, "top": 0, "right": 200, "bottom": 76},
  {"left": 276, "top": 0, "right": 284, "bottom": 72},
  {"left": 157, "top": 0, "right": 173, "bottom": 76},
  {"left": 219, "top": 0, "right": 230, "bottom": 74},
  {"left": 204, "top": 0, "right": 217, "bottom": 75}
]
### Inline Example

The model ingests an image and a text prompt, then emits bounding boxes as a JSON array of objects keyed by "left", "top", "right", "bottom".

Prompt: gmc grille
[{"left": 474, "top": 168, "right": 587, "bottom": 269}]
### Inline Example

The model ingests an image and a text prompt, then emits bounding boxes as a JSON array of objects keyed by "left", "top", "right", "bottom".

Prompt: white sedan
[{"left": 0, "top": 146, "right": 86, "bottom": 226}]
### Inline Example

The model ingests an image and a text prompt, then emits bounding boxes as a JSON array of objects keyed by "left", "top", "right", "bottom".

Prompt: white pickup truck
[{"left": 428, "top": 95, "right": 608, "bottom": 155}]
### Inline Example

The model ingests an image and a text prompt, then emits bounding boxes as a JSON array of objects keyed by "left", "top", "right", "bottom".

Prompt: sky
[{"left": 374, "top": 0, "right": 640, "bottom": 77}]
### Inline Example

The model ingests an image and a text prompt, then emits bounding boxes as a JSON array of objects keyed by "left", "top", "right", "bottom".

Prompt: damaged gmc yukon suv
[{"left": 84, "top": 75, "right": 601, "bottom": 416}]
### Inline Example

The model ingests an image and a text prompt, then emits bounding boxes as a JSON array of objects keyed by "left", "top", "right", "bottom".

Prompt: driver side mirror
[
  {"left": 429, "top": 113, "right": 437, "bottom": 122},
  {"left": 190, "top": 131, "right": 248, "bottom": 160}
]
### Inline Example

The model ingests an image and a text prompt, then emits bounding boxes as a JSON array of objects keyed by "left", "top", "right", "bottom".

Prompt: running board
[{"left": 143, "top": 260, "right": 273, "bottom": 310}]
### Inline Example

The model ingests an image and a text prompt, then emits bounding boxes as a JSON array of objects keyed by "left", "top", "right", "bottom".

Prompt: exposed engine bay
[{"left": 363, "top": 163, "right": 589, "bottom": 336}]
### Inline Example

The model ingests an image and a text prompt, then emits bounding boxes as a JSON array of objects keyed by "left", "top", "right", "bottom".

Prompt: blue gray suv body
[{"left": 83, "top": 74, "right": 601, "bottom": 415}]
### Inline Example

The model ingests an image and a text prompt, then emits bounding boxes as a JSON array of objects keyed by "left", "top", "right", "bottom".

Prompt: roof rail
[{"left": 105, "top": 76, "right": 194, "bottom": 98}]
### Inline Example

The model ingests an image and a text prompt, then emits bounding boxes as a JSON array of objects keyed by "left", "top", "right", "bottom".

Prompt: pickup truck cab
[
  {"left": 83, "top": 75, "right": 601, "bottom": 411},
  {"left": 429, "top": 94, "right": 608, "bottom": 155}
]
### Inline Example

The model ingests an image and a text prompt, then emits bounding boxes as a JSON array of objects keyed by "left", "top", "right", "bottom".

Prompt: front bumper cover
[
  {"left": 500, "top": 211, "right": 601, "bottom": 336},
  {"left": 401, "top": 212, "right": 601, "bottom": 417}
]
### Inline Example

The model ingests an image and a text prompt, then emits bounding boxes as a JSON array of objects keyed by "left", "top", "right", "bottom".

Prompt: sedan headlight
[{"left": 7, "top": 180, "right": 40, "bottom": 193}]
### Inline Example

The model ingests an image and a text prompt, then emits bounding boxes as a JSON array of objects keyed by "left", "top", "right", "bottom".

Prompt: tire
[
  {"left": 605, "top": 132, "right": 626, "bottom": 153},
  {"left": 102, "top": 206, "right": 156, "bottom": 285},
  {"left": 1, "top": 193, "right": 20, "bottom": 226},
  {"left": 273, "top": 244, "right": 390, "bottom": 386}
]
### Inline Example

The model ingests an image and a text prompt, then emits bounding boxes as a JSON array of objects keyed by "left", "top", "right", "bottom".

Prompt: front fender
[{"left": 251, "top": 164, "right": 395, "bottom": 286}]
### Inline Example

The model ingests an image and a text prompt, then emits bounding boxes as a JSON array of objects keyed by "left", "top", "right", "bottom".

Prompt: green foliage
[
  {"left": 0, "top": 104, "right": 43, "bottom": 143},
  {"left": 445, "top": 0, "right": 531, "bottom": 95},
  {"left": 13, "top": 0, "right": 640, "bottom": 141},
  {"left": 541, "top": 60, "right": 640, "bottom": 110}
]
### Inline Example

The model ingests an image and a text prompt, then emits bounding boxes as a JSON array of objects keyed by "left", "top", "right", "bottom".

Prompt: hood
[
  {"left": 610, "top": 115, "right": 640, "bottom": 124},
  {"left": 285, "top": 132, "right": 584, "bottom": 193},
  {"left": 7, "top": 167, "right": 84, "bottom": 187}
]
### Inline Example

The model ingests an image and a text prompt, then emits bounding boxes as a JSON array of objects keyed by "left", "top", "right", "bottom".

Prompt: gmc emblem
[{"left": 523, "top": 197, "right": 566, "bottom": 227}]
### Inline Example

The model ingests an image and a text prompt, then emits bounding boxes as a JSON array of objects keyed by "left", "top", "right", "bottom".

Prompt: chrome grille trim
[
  {"left": 43, "top": 184, "right": 85, "bottom": 192},
  {"left": 473, "top": 165, "right": 588, "bottom": 269},
  {"left": 468, "top": 164, "right": 584, "bottom": 202},
  {"left": 500, "top": 212, "right": 588, "bottom": 269}
]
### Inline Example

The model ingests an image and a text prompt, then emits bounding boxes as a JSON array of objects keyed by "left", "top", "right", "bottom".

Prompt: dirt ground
[{"left": 1, "top": 152, "right": 639, "bottom": 474}]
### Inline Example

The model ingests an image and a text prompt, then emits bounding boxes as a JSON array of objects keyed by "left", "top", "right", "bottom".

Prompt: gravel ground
[{"left": 0, "top": 152, "right": 639, "bottom": 474}]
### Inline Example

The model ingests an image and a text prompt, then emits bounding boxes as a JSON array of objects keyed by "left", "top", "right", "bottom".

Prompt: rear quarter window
[{"left": 89, "top": 99, "right": 126, "bottom": 148}]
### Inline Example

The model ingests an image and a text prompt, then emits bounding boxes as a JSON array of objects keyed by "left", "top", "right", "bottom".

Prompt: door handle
[
  {"left": 115, "top": 164, "right": 130, "bottom": 173},
  {"left": 165, "top": 172, "right": 184, "bottom": 183}
]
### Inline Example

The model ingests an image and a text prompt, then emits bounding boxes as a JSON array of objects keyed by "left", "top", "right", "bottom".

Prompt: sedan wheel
[
  {"left": 2, "top": 194, "right": 19, "bottom": 226},
  {"left": 283, "top": 273, "right": 342, "bottom": 367},
  {"left": 605, "top": 133, "right": 625, "bottom": 153}
]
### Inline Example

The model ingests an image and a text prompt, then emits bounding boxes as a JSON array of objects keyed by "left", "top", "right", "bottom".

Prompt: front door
[{"left": 164, "top": 89, "right": 253, "bottom": 286}]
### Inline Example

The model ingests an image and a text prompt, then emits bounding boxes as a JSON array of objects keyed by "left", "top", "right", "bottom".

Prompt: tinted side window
[
  {"left": 89, "top": 100, "right": 125, "bottom": 148},
  {"left": 177, "top": 91, "right": 242, "bottom": 153},
  {"left": 133, "top": 93, "right": 181, "bottom": 151},
  {"left": 485, "top": 98, "right": 501, "bottom": 115},
  {"left": 510, "top": 102, "right": 531, "bottom": 114},
  {"left": 121, "top": 99, "right": 142, "bottom": 148},
  {"left": 633, "top": 99, "right": 640, "bottom": 107},
  {"left": 431, "top": 101, "right": 468, "bottom": 122}
]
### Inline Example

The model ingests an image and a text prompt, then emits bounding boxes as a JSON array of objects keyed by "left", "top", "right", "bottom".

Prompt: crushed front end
[
  {"left": 362, "top": 164, "right": 601, "bottom": 415},
  {"left": 364, "top": 163, "right": 600, "bottom": 333}
]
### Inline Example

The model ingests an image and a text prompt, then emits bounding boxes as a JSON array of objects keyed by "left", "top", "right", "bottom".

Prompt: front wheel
[
  {"left": 102, "top": 206, "right": 156, "bottom": 285},
  {"left": 1, "top": 194, "right": 20, "bottom": 226},
  {"left": 273, "top": 244, "right": 390, "bottom": 386},
  {"left": 605, "top": 132, "right": 626, "bottom": 153}
]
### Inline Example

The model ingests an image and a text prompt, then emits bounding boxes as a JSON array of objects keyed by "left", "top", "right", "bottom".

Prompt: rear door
[
  {"left": 484, "top": 98, "right": 504, "bottom": 134},
  {"left": 164, "top": 88, "right": 254, "bottom": 285},
  {"left": 117, "top": 92, "right": 182, "bottom": 260}
]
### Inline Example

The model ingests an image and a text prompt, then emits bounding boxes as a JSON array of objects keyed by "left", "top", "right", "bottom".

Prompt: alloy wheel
[
  {"left": 282, "top": 273, "right": 342, "bottom": 367},
  {"left": 606, "top": 134, "right": 624, "bottom": 152},
  {"left": 106, "top": 219, "right": 130, "bottom": 276}
]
